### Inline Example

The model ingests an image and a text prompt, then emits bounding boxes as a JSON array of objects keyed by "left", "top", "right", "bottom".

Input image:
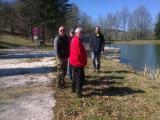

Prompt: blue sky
[
  {"left": 2, "top": 0, "right": 14, "bottom": 2},
  {"left": 69, "top": 0, "right": 160, "bottom": 22},
  {"left": 4, "top": 0, "right": 160, "bottom": 22}
]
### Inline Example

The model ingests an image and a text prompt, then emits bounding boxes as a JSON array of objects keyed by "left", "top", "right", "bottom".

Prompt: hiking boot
[
  {"left": 97, "top": 69, "right": 100, "bottom": 73},
  {"left": 71, "top": 89, "right": 76, "bottom": 93},
  {"left": 71, "top": 85, "right": 76, "bottom": 93},
  {"left": 76, "top": 90, "right": 83, "bottom": 98},
  {"left": 57, "top": 81, "right": 65, "bottom": 89}
]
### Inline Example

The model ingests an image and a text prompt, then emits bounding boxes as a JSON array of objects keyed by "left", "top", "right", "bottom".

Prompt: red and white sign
[{"left": 32, "top": 27, "right": 39, "bottom": 36}]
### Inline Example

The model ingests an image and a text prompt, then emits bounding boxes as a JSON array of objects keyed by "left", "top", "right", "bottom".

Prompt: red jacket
[{"left": 69, "top": 36, "right": 87, "bottom": 67}]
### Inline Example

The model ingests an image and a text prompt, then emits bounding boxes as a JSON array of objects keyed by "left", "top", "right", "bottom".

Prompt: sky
[
  {"left": 2, "top": 0, "right": 14, "bottom": 2},
  {"left": 69, "top": 0, "right": 160, "bottom": 22},
  {"left": 4, "top": 0, "right": 160, "bottom": 22}
]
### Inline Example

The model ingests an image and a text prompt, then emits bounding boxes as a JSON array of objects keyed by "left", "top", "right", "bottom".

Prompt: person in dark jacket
[
  {"left": 90, "top": 26, "right": 104, "bottom": 73},
  {"left": 54, "top": 26, "right": 70, "bottom": 88},
  {"left": 70, "top": 27, "right": 87, "bottom": 98}
]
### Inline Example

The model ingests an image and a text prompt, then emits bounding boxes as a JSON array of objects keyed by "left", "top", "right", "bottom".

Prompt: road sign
[
  {"left": 32, "top": 27, "right": 39, "bottom": 60},
  {"left": 33, "top": 35, "right": 38, "bottom": 40},
  {"left": 32, "top": 27, "right": 39, "bottom": 36}
]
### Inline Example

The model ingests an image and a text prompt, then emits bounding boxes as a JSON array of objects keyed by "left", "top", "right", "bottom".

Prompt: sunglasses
[{"left": 60, "top": 30, "right": 65, "bottom": 32}]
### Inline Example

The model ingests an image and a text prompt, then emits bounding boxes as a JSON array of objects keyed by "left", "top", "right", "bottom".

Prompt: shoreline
[
  {"left": 53, "top": 58, "right": 160, "bottom": 120},
  {"left": 109, "top": 39, "right": 160, "bottom": 45}
]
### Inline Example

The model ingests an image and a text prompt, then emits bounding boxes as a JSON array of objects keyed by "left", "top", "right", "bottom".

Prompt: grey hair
[{"left": 75, "top": 27, "right": 82, "bottom": 33}]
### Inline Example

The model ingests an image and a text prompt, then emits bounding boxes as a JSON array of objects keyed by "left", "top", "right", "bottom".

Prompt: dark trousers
[
  {"left": 67, "top": 61, "right": 73, "bottom": 80},
  {"left": 91, "top": 52, "right": 101, "bottom": 70},
  {"left": 71, "top": 66, "right": 85, "bottom": 93}
]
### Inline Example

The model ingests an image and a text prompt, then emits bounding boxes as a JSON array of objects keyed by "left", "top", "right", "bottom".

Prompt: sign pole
[
  {"left": 36, "top": 38, "right": 38, "bottom": 59},
  {"left": 33, "top": 35, "right": 38, "bottom": 60},
  {"left": 32, "top": 27, "right": 39, "bottom": 60}
]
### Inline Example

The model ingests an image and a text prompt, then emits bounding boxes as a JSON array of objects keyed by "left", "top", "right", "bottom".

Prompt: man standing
[
  {"left": 90, "top": 26, "right": 104, "bottom": 73},
  {"left": 54, "top": 26, "right": 70, "bottom": 88},
  {"left": 69, "top": 27, "right": 87, "bottom": 98}
]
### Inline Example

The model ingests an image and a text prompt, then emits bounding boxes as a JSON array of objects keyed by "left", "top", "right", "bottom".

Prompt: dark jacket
[
  {"left": 70, "top": 36, "right": 87, "bottom": 67},
  {"left": 54, "top": 34, "right": 70, "bottom": 60},
  {"left": 90, "top": 33, "right": 104, "bottom": 53}
]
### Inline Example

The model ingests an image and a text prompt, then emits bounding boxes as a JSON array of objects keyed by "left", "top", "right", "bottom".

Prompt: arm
[
  {"left": 89, "top": 35, "right": 93, "bottom": 50},
  {"left": 101, "top": 35, "right": 105, "bottom": 52},
  {"left": 54, "top": 36, "right": 58, "bottom": 57}
]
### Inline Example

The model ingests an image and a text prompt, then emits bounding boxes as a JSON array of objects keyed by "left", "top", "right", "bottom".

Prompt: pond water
[{"left": 110, "top": 44, "right": 160, "bottom": 71}]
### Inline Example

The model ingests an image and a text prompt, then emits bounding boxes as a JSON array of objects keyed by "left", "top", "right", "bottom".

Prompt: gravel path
[{"left": 0, "top": 48, "right": 57, "bottom": 120}]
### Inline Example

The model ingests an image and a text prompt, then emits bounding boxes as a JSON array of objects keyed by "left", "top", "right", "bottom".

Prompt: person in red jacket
[{"left": 69, "top": 27, "right": 87, "bottom": 98}]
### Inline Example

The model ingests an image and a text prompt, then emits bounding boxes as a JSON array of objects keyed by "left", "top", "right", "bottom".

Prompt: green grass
[
  {"left": 0, "top": 34, "right": 53, "bottom": 50},
  {"left": 53, "top": 59, "right": 160, "bottom": 120},
  {"left": 0, "top": 34, "right": 34, "bottom": 49}
]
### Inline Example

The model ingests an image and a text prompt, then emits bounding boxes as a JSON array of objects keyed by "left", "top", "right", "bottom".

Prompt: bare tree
[
  {"left": 79, "top": 11, "right": 94, "bottom": 35},
  {"left": 66, "top": 4, "right": 80, "bottom": 31},
  {"left": 0, "top": 0, "right": 4, "bottom": 32},
  {"left": 104, "top": 12, "right": 121, "bottom": 40},
  {"left": 120, "top": 7, "right": 130, "bottom": 40},
  {"left": 132, "top": 6, "right": 152, "bottom": 39}
]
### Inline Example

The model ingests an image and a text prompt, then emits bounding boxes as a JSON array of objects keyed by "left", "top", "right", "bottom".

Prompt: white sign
[{"left": 33, "top": 35, "right": 38, "bottom": 40}]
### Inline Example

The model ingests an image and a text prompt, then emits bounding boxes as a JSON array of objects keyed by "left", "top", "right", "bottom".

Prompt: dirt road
[{"left": 0, "top": 48, "right": 56, "bottom": 120}]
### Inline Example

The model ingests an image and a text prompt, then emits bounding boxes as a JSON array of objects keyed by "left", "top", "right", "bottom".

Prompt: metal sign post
[
  {"left": 33, "top": 35, "right": 38, "bottom": 59},
  {"left": 32, "top": 27, "right": 39, "bottom": 59},
  {"left": 32, "top": 27, "right": 39, "bottom": 60}
]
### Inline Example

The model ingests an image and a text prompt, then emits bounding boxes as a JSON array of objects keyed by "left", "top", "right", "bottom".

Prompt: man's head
[
  {"left": 75, "top": 27, "right": 83, "bottom": 38},
  {"left": 69, "top": 28, "right": 75, "bottom": 38},
  {"left": 95, "top": 26, "right": 101, "bottom": 34},
  {"left": 58, "top": 26, "right": 65, "bottom": 36}
]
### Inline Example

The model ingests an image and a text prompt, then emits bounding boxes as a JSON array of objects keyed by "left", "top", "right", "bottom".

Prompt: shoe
[
  {"left": 71, "top": 85, "right": 76, "bottom": 93},
  {"left": 76, "top": 90, "right": 83, "bottom": 98},
  {"left": 57, "top": 81, "right": 65, "bottom": 89},
  {"left": 71, "top": 89, "right": 76, "bottom": 93},
  {"left": 97, "top": 69, "right": 100, "bottom": 73}
]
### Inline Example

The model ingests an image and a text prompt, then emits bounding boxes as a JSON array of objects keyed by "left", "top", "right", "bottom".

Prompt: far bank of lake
[{"left": 110, "top": 43, "right": 160, "bottom": 71}]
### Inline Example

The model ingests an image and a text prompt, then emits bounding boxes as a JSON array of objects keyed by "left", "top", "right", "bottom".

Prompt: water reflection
[{"left": 110, "top": 44, "right": 160, "bottom": 71}]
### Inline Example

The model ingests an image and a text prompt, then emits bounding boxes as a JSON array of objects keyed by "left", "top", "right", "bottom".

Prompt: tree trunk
[
  {"left": 25, "top": 28, "right": 28, "bottom": 40},
  {"left": 31, "top": 25, "right": 33, "bottom": 41},
  {"left": 10, "top": 25, "right": 15, "bottom": 35},
  {"left": 42, "top": 25, "right": 45, "bottom": 45}
]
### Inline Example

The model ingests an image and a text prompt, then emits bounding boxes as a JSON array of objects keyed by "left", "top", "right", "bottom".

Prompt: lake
[{"left": 110, "top": 44, "right": 160, "bottom": 71}]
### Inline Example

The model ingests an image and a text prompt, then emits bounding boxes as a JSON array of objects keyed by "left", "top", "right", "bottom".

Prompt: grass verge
[
  {"left": 0, "top": 34, "right": 33, "bottom": 49},
  {"left": 0, "top": 34, "right": 53, "bottom": 50},
  {"left": 53, "top": 59, "right": 160, "bottom": 120}
]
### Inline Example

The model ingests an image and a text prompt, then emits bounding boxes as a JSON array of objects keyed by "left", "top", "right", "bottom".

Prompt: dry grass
[
  {"left": 143, "top": 65, "right": 160, "bottom": 81},
  {"left": 113, "top": 40, "right": 160, "bottom": 45},
  {"left": 53, "top": 59, "right": 160, "bottom": 120}
]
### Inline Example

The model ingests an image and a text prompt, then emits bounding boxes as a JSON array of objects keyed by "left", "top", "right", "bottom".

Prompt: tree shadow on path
[
  {"left": 84, "top": 75, "right": 145, "bottom": 97},
  {"left": 0, "top": 66, "right": 57, "bottom": 77}
]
